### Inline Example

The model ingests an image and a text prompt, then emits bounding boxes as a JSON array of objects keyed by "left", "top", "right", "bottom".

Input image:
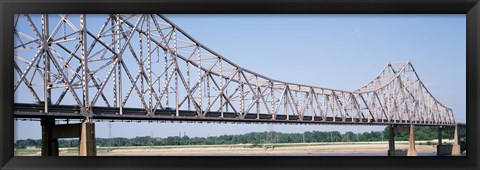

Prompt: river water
[{"left": 164, "top": 153, "right": 440, "bottom": 156}]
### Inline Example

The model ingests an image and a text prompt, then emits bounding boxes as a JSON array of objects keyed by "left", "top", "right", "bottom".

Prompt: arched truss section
[{"left": 13, "top": 14, "right": 455, "bottom": 125}]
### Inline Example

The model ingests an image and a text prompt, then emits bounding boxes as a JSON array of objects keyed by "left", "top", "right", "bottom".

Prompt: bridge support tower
[
  {"left": 406, "top": 124, "right": 417, "bottom": 156},
  {"left": 79, "top": 119, "right": 96, "bottom": 156},
  {"left": 436, "top": 125, "right": 461, "bottom": 156},
  {"left": 41, "top": 117, "right": 58, "bottom": 156},
  {"left": 436, "top": 126, "right": 448, "bottom": 156},
  {"left": 40, "top": 117, "right": 96, "bottom": 156},
  {"left": 451, "top": 125, "right": 461, "bottom": 156},
  {"left": 387, "top": 125, "right": 396, "bottom": 156}
]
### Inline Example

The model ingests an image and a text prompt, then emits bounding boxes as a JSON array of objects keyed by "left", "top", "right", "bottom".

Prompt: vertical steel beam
[
  {"left": 256, "top": 76, "right": 260, "bottom": 119},
  {"left": 80, "top": 14, "right": 89, "bottom": 116},
  {"left": 116, "top": 14, "right": 123, "bottom": 115},
  {"left": 165, "top": 47, "right": 169, "bottom": 108},
  {"left": 197, "top": 46, "right": 202, "bottom": 114},
  {"left": 285, "top": 86, "right": 289, "bottom": 120},
  {"left": 139, "top": 20, "right": 144, "bottom": 98},
  {"left": 187, "top": 60, "right": 191, "bottom": 111},
  {"left": 147, "top": 15, "right": 153, "bottom": 114},
  {"left": 173, "top": 28, "right": 179, "bottom": 117},
  {"left": 42, "top": 14, "right": 51, "bottom": 113},
  {"left": 207, "top": 74, "right": 211, "bottom": 107},
  {"left": 112, "top": 15, "right": 118, "bottom": 109},
  {"left": 271, "top": 82, "right": 275, "bottom": 120},
  {"left": 239, "top": 72, "right": 244, "bottom": 116},
  {"left": 220, "top": 61, "right": 223, "bottom": 117}
]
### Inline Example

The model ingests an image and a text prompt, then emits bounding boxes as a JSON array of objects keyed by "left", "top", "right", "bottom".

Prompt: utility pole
[
  {"left": 108, "top": 122, "right": 112, "bottom": 150},
  {"left": 267, "top": 124, "right": 273, "bottom": 144},
  {"left": 302, "top": 133, "right": 305, "bottom": 143},
  {"left": 331, "top": 132, "right": 333, "bottom": 143}
]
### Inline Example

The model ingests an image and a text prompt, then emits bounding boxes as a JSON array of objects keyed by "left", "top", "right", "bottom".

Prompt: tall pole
[
  {"left": 108, "top": 122, "right": 112, "bottom": 149},
  {"left": 331, "top": 132, "right": 333, "bottom": 143},
  {"left": 303, "top": 133, "right": 305, "bottom": 143}
]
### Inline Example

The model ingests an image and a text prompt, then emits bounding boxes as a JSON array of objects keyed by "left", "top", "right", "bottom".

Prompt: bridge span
[{"left": 13, "top": 14, "right": 464, "bottom": 156}]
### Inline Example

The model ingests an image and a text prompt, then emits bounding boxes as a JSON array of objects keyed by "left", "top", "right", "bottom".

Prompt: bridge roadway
[{"left": 14, "top": 103, "right": 462, "bottom": 127}]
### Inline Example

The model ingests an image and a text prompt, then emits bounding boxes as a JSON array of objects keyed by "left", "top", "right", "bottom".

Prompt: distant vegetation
[{"left": 14, "top": 126, "right": 457, "bottom": 149}]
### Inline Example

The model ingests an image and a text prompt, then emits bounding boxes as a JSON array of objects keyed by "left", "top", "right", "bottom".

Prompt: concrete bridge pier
[
  {"left": 436, "top": 125, "right": 462, "bottom": 156},
  {"left": 438, "top": 126, "right": 443, "bottom": 146},
  {"left": 41, "top": 117, "right": 59, "bottom": 156},
  {"left": 79, "top": 119, "right": 96, "bottom": 156},
  {"left": 406, "top": 124, "right": 417, "bottom": 156},
  {"left": 40, "top": 117, "right": 96, "bottom": 156},
  {"left": 451, "top": 125, "right": 461, "bottom": 156},
  {"left": 436, "top": 126, "right": 446, "bottom": 156},
  {"left": 387, "top": 125, "right": 396, "bottom": 156}
]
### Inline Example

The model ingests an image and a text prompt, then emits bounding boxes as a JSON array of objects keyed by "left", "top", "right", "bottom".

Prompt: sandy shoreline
[
  {"left": 18, "top": 142, "right": 441, "bottom": 156},
  {"left": 98, "top": 143, "right": 436, "bottom": 156}
]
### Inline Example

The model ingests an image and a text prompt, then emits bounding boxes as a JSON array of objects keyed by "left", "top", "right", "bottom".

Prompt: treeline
[{"left": 14, "top": 126, "right": 455, "bottom": 149}]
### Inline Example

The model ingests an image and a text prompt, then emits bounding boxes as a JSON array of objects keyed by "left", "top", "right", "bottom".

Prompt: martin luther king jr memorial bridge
[{"left": 13, "top": 14, "right": 466, "bottom": 156}]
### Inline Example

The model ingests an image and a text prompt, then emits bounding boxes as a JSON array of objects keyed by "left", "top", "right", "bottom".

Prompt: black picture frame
[{"left": 1, "top": 0, "right": 478, "bottom": 169}]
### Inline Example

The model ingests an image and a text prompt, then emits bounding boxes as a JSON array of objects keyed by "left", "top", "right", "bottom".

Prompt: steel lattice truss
[{"left": 13, "top": 14, "right": 455, "bottom": 125}]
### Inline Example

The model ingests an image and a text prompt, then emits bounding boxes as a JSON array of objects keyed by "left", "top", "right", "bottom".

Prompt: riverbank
[
  {"left": 98, "top": 143, "right": 437, "bottom": 156},
  {"left": 16, "top": 140, "right": 453, "bottom": 156}
]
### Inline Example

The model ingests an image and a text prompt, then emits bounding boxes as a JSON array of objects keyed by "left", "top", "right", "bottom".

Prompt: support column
[
  {"left": 451, "top": 125, "right": 461, "bottom": 155},
  {"left": 79, "top": 119, "right": 96, "bottom": 156},
  {"left": 437, "top": 126, "right": 447, "bottom": 156},
  {"left": 438, "top": 126, "right": 443, "bottom": 146},
  {"left": 407, "top": 124, "right": 417, "bottom": 156},
  {"left": 387, "top": 125, "right": 395, "bottom": 156},
  {"left": 41, "top": 117, "right": 58, "bottom": 156}
]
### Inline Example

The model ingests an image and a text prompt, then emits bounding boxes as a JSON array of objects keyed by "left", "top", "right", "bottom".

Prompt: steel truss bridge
[{"left": 14, "top": 14, "right": 457, "bottom": 127}]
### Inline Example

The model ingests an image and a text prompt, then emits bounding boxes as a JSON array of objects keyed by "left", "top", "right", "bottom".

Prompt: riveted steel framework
[{"left": 13, "top": 14, "right": 455, "bottom": 125}]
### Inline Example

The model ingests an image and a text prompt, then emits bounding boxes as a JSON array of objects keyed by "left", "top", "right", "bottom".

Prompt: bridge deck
[{"left": 14, "top": 103, "right": 459, "bottom": 126}]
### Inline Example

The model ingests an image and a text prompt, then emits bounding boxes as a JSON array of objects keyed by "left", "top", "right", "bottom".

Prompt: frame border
[{"left": 1, "top": 0, "right": 478, "bottom": 169}]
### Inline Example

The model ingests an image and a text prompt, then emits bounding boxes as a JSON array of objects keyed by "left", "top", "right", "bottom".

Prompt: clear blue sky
[{"left": 15, "top": 14, "right": 466, "bottom": 140}]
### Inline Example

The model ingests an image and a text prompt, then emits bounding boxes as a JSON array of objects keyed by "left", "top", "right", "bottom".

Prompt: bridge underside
[{"left": 14, "top": 103, "right": 459, "bottom": 127}]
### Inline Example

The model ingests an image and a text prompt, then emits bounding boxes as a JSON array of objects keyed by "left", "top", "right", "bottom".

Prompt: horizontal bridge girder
[
  {"left": 51, "top": 123, "right": 81, "bottom": 138},
  {"left": 14, "top": 103, "right": 457, "bottom": 126}
]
